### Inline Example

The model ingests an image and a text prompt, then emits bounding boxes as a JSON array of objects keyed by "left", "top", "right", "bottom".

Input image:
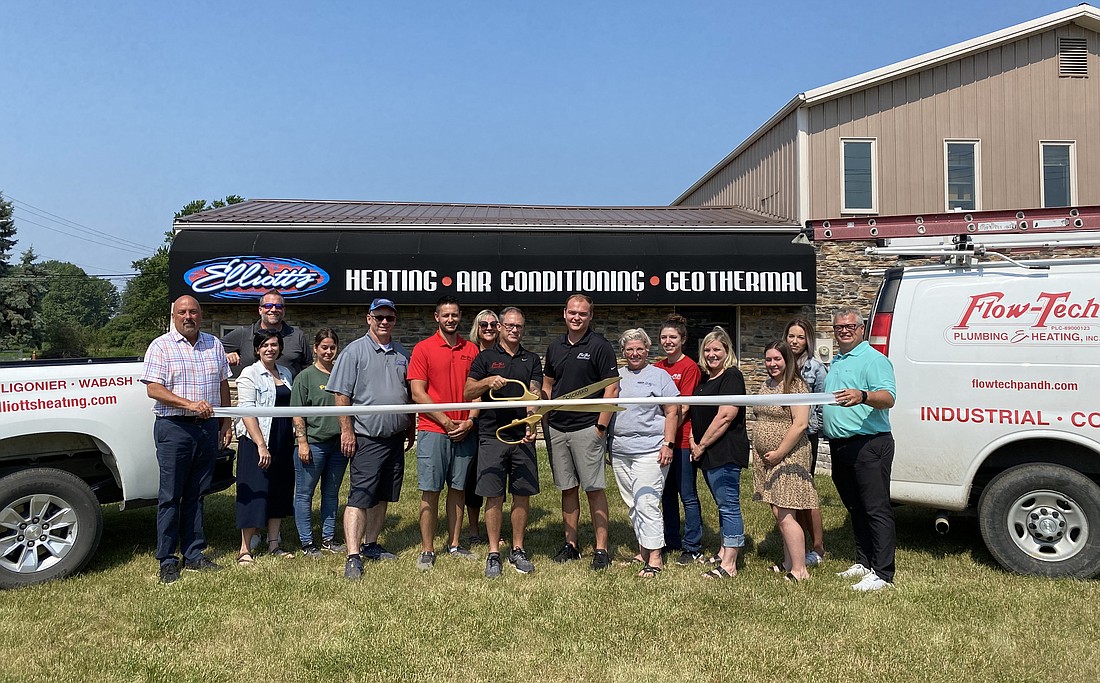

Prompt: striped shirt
[{"left": 141, "top": 328, "right": 231, "bottom": 417}]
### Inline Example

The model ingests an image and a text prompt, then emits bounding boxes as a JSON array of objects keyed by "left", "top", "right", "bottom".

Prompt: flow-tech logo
[{"left": 184, "top": 256, "right": 330, "bottom": 300}]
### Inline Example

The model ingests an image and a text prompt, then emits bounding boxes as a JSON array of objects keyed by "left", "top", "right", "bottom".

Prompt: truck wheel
[
  {"left": 0, "top": 469, "right": 103, "bottom": 589},
  {"left": 978, "top": 463, "right": 1100, "bottom": 579}
]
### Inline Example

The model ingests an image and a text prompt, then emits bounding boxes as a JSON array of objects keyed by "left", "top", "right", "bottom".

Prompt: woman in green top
[{"left": 291, "top": 329, "right": 348, "bottom": 556}]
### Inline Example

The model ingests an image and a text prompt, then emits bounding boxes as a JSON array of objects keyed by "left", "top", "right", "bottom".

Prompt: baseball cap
[{"left": 369, "top": 298, "right": 397, "bottom": 312}]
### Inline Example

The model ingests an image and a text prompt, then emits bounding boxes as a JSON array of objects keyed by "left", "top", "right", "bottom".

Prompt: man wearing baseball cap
[{"left": 326, "top": 297, "right": 415, "bottom": 579}]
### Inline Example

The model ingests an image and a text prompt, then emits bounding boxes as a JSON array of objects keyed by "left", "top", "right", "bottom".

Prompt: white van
[{"left": 866, "top": 255, "right": 1100, "bottom": 578}]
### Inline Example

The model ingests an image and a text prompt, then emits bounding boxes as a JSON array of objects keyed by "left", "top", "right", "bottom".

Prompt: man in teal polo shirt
[{"left": 823, "top": 306, "right": 897, "bottom": 592}]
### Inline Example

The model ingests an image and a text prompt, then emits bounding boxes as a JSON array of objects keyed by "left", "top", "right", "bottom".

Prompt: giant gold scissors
[{"left": 490, "top": 376, "right": 623, "bottom": 444}]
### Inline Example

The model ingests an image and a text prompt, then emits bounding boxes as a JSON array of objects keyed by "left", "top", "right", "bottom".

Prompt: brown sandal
[{"left": 237, "top": 552, "right": 255, "bottom": 566}]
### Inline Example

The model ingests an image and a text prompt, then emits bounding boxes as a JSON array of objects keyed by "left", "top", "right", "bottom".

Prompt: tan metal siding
[
  {"left": 679, "top": 112, "right": 800, "bottom": 220},
  {"left": 807, "top": 25, "right": 1100, "bottom": 218}
]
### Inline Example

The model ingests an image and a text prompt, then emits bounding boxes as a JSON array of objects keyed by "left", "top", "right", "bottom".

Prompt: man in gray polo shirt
[{"left": 327, "top": 298, "right": 414, "bottom": 580}]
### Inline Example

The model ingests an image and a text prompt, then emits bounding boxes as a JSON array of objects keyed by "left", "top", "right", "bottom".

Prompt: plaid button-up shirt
[{"left": 141, "top": 328, "right": 231, "bottom": 417}]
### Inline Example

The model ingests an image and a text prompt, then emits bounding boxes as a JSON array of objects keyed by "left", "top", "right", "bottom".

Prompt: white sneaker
[
  {"left": 851, "top": 571, "right": 892, "bottom": 592},
  {"left": 836, "top": 563, "right": 871, "bottom": 579}
]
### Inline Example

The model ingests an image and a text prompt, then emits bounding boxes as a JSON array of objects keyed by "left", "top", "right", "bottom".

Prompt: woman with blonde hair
[
  {"left": 463, "top": 309, "right": 500, "bottom": 544},
  {"left": 690, "top": 326, "right": 749, "bottom": 579}
]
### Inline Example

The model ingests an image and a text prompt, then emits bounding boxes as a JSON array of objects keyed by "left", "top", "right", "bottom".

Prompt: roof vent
[{"left": 1059, "top": 37, "right": 1088, "bottom": 77}]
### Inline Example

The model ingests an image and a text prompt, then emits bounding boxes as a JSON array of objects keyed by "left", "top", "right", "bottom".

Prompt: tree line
[{"left": 0, "top": 192, "right": 242, "bottom": 359}]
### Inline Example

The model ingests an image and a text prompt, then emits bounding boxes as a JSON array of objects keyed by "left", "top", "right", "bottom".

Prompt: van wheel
[
  {"left": 978, "top": 464, "right": 1100, "bottom": 579},
  {"left": 0, "top": 469, "right": 103, "bottom": 589}
]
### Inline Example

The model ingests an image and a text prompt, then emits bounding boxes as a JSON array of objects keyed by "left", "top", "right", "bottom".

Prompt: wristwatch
[
  {"left": 860, "top": 390, "right": 868, "bottom": 404},
  {"left": 663, "top": 441, "right": 675, "bottom": 449}
]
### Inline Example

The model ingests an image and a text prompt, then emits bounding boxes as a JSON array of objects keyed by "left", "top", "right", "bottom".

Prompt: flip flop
[
  {"left": 638, "top": 565, "right": 663, "bottom": 578},
  {"left": 784, "top": 572, "right": 808, "bottom": 583},
  {"left": 237, "top": 552, "right": 255, "bottom": 566},
  {"left": 702, "top": 566, "right": 734, "bottom": 579},
  {"left": 768, "top": 564, "right": 786, "bottom": 574}
]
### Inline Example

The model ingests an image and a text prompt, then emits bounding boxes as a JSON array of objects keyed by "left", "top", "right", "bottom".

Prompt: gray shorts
[
  {"left": 416, "top": 430, "right": 476, "bottom": 492},
  {"left": 475, "top": 437, "right": 539, "bottom": 499},
  {"left": 548, "top": 426, "right": 607, "bottom": 492}
]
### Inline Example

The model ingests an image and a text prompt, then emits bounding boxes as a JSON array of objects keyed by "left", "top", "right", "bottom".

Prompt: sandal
[
  {"left": 768, "top": 564, "right": 786, "bottom": 574},
  {"left": 702, "top": 566, "right": 734, "bottom": 579},
  {"left": 237, "top": 552, "right": 255, "bottom": 566},
  {"left": 268, "top": 546, "right": 295, "bottom": 559},
  {"left": 618, "top": 557, "right": 645, "bottom": 568},
  {"left": 784, "top": 572, "right": 809, "bottom": 583},
  {"left": 638, "top": 565, "right": 663, "bottom": 578}
]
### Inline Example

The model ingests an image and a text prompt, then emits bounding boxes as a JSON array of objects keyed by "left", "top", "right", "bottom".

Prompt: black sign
[{"left": 169, "top": 229, "right": 815, "bottom": 306}]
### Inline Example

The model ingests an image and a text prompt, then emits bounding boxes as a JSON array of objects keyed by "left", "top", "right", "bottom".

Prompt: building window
[
  {"left": 1040, "top": 141, "right": 1076, "bottom": 207},
  {"left": 841, "top": 138, "right": 876, "bottom": 213},
  {"left": 944, "top": 140, "right": 980, "bottom": 211}
]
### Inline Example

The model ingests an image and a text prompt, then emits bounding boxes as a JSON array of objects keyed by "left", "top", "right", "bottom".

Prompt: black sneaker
[
  {"left": 361, "top": 542, "right": 397, "bottom": 561},
  {"left": 159, "top": 559, "right": 181, "bottom": 584},
  {"left": 416, "top": 551, "right": 436, "bottom": 571},
  {"left": 677, "top": 550, "right": 705, "bottom": 566},
  {"left": 447, "top": 545, "right": 478, "bottom": 562},
  {"left": 344, "top": 554, "right": 364, "bottom": 580},
  {"left": 509, "top": 547, "right": 535, "bottom": 574},
  {"left": 485, "top": 552, "right": 503, "bottom": 578},
  {"left": 590, "top": 549, "right": 611, "bottom": 571},
  {"left": 552, "top": 543, "right": 581, "bottom": 564},
  {"left": 321, "top": 538, "right": 347, "bottom": 554},
  {"left": 183, "top": 556, "right": 222, "bottom": 572},
  {"left": 301, "top": 544, "right": 323, "bottom": 558}
]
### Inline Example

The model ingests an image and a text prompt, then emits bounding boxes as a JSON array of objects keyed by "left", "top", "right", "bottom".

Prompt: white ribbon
[{"left": 214, "top": 392, "right": 837, "bottom": 418}]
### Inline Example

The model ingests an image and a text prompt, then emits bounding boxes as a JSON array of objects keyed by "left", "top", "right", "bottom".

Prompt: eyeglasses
[
  {"left": 501, "top": 322, "right": 524, "bottom": 331},
  {"left": 370, "top": 314, "right": 396, "bottom": 323},
  {"left": 478, "top": 321, "right": 499, "bottom": 329},
  {"left": 261, "top": 303, "right": 284, "bottom": 310},
  {"left": 832, "top": 323, "right": 862, "bottom": 332}
]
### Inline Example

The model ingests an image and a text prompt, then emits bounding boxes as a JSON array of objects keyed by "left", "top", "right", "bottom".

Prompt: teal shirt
[{"left": 823, "top": 341, "right": 896, "bottom": 439}]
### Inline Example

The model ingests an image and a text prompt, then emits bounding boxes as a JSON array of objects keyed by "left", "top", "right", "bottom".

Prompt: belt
[
  {"left": 829, "top": 431, "right": 891, "bottom": 445},
  {"left": 158, "top": 415, "right": 216, "bottom": 424}
]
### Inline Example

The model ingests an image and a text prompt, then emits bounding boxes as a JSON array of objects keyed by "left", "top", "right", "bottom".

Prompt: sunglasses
[
  {"left": 261, "top": 303, "right": 284, "bottom": 310},
  {"left": 371, "top": 314, "right": 396, "bottom": 323},
  {"left": 478, "top": 321, "right": 499, "bottom": 329}
]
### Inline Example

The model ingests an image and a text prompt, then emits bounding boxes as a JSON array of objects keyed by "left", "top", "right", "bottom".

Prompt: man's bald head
[{"left": 172, "top": 296, "right": 203, "bottom": 342}]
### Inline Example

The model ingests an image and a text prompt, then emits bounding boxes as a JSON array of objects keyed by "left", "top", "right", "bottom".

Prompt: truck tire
[
  {"left": 978, "top": 463, "right": 1100, "bottom": 579},
  {"left": 0, "top": 468, "right": 103, "bottom": 589}
]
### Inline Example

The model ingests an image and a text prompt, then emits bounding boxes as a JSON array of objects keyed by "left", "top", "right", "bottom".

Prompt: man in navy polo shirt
[{"left": 541, "top": 294, "right": 619, "bottom": 570}]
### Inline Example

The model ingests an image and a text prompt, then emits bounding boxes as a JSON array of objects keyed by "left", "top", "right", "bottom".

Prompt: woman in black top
[{"left": 690, "top": 326, "right": 748, "bottom": 579}]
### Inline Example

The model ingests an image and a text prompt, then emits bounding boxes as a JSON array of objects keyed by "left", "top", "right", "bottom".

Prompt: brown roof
[{"left": 173, "top": 199, "right": 794, "bottom": 230}]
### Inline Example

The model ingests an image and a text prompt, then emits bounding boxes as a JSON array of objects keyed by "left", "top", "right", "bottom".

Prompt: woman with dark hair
[
  {"left": 654, "top": 314, "right": 706, "bottom": 564},
  {"left": 785, "top": 318, "right": 828, "bottom": 565},
  {"left": 752, "top": 340, "right": 818, "bottom": 581},
  {"left": 463, "top": 309, "right": 499, "bottom": 544},
  {"left": 690, "top": 326, "right": 749, "bottom": 579},
  {"left": 235, "top": 330, "right": 296, "bottom": 564},
  {"left": 291, "top": 328, "right": 348, "bottom": 557}
]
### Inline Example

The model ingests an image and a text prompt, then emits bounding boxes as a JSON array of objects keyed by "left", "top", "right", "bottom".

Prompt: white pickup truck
[{"left": 0, "top": 358, "right": 235, "bottom": 588}]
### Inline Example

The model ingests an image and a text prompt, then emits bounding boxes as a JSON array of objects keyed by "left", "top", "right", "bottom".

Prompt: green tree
[
  {"left": 39, "top": 261, "right": 121, "bottom": 356},
  {"left": 0, "top": 191, "right": 15, "bottom": 278},
  {"left": 0, "top": 248, "right": 47, "bottom": 348}
]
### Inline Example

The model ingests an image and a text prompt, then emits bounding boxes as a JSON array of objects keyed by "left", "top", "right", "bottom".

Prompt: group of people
[{"left": 142, "top": 290, "right": 898, "bottom": 593}]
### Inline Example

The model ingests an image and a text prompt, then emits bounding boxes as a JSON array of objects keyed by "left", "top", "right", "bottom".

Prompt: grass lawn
[{"left": 1, "top": 447, "right": 1097, "bottom": 683}]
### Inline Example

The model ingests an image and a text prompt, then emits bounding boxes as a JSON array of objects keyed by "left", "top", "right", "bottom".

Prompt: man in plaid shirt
[{"left": 141, "top": 295, "right": 232, "bottom": 584}]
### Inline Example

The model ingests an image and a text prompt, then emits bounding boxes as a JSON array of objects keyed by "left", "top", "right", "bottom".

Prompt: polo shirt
[
  {"left": 823, "top": 341, "right": 896, "bottom": 440},
  {"left": 542, "top": 328, "right": 618, "bottom": 432},
  {"left": 221, "top": 320, "right": 312, "bottom": 379},
  {"left": 141, "top": 329, "right": 231, "bottom": 417},
  {"left": 408, "top": 331, "right": 479, "bottom": 434},
  {"left": 655, "top": 355, "right": 702, "bottom": 448},
  {"left": 468, "top": 342, "right": 543, "bottom": 443},
  {"left": 326, "top": 333, "right": 411, "bottom": 438}
]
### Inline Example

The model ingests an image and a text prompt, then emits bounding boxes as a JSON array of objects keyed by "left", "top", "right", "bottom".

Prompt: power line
[
  {"left": 8, "top": 196, "right": 158, "bottom": 252},
  {"left": 13, "top": 215, "right": 153, "bottom": 257}
]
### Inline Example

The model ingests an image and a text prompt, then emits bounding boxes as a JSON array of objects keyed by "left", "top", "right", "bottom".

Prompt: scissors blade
[
  {"left": 553, "top": 403, "right": 625, "bottom": 413},
  {"left": 553, "top": 376, "right": 620, "bottom": 402}
]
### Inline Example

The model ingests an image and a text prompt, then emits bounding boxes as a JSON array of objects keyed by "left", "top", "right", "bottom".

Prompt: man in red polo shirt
[{"left": 409, "top": 296, "right": 481, "bottom": 570}]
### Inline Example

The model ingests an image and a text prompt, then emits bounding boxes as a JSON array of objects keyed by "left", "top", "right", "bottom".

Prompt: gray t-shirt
[
  {"left": 609, "top": 364, "right": 679, "bottom": 457},
  {"left": 326, "top": 333, "right": 411, "bottom": 438}
]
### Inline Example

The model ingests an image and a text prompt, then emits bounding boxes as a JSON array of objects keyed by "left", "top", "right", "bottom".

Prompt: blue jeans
[
  {"left": 293, "top": 438, "right": 349, "bottom": 546},
  {"left": 702, "top": 463, "right": 745, "bottom": 548},
  {"left": 661, "top": 447, "right": 704, "bottom": 552}
]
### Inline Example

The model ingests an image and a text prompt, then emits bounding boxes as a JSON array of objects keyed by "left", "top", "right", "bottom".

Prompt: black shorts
[
  {"left": 475, "top": 437, "right": 539, "bottom": 499},
  {"left": 347, "top": 434, "right": 405, "bottom": 509}
]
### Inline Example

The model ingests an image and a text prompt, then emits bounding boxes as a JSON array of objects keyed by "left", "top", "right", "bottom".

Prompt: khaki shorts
[{"left": 548, "top": 426, "right": 607, "bottom": 492}]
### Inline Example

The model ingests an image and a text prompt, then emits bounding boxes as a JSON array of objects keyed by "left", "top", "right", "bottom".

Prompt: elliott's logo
[
  {"left": 955, "top": 291, "right": 1100, "bottom": 329},
  {"left": 185, "top": 257, "right": 330, "bottom": 300}
]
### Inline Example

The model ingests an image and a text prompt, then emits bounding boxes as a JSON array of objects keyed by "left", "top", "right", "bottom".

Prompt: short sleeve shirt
[
  {"left": 655, "top": 355, "right": 702, "bottom": 448},
  {"left": 326, "top": 333, "right": 411, "bottom": 438},
  {"left": 141, "top": 329, "right": 231, "bottom": 417},
  {"left": 542, "top": 328, "right": 618, "bottom": 432},
  {"left": 691, "top": 368, "right": 750, "bottom": 470},
  {"left": 609, "top": 364, "right": 679, "bottom": 456},
  {"left": 823, "top": 341, "right": 896, "bottom": 439},
  {"left": 407, "top": 331, "right": 480, "bottom": 434},
  {"left": 468, "top": 343, "right": 543, "bottom": 443},
  {"left": 290, "top": 364, "right": 341, "bottom": 443}
]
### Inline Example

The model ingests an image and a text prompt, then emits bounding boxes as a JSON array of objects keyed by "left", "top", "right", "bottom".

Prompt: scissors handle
[
  {"left": 489, "top": 378, "right": 538, "bottom": 402},
  {"left": 495, "top": 414, "right": 540, "bottom": 445}
]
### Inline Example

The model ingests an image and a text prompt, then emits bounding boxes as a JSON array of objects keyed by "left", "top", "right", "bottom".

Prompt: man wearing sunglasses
[
  {"left": 823, "top": 307, "right": 897, "bottom": 592},
  {"left": 221, "top": 289, "right": 312, "bottom": 378},
  {"left": 327, "top": 298, "right": 414, "bottom": 579}
]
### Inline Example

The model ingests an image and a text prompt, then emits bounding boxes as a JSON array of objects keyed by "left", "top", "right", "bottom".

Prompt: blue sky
[{"left": 0, "top": 1, "right": 1078, "bottom": 283}]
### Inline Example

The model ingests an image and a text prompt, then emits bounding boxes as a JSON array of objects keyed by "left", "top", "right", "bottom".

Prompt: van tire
[
  {"left": 978, "top": 463, "right": 1100, "bottom": 579},
  {"left": 0, "top": 469, "right": 103, "bottom": 589}
]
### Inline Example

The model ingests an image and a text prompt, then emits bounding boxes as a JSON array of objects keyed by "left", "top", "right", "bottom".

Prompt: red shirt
[
  {"left": 407, "top": 331, "right": 479, "bottom": 434},
  {"left": 655, "top": 355, "right": 702, "bottom": 448}
]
